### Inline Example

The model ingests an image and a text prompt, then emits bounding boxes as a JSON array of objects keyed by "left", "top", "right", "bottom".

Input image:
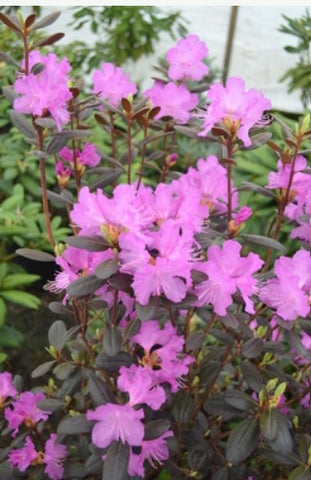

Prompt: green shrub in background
[{"left": 279, "top": 8, "right": 311, "bottom": 110}]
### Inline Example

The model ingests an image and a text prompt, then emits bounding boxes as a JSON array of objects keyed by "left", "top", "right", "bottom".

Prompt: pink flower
[
  {"left": 166, "top": 34, "right": 209, "bottom": 81},
  {"left": 143, "top": 81, "right": 198, "bottom": 124},
  {"left": 0, "top": 372, "right": 17, "bottom": 406},
  {"left": 56, "top": 161, "right": 72, "bottom": 189},
  {"left": 87, "top": 403, "right": 145, "bottom": 448},
  {"left": 259, "top": 250, "right": 311, "bottom": 321},
  {"left": 234, "top": 206, "right": 252, "bottom": 226},
  {"left": 179, "top": 155, "right": 238, "bottom": 214},
  {"left": 8, "top": 436, "right": 39, "bottom": 472},
  {"left": 131, "top": 320, "right": 194, "bottom": 392},
  {"left": 118, "top": 365, "right": 166, "bottom": 410},
  {"left": 44, "top": 434, "right": 67, "bottom": 480},
  {"left": 5, "top": 391, "right": 51, "bottom": 437},
  {"left": 92, "top": 62, "right": 137, "bottom": 106},
  {"left": 59, "top": 143, "right": 100, "bottom": 169},
  {"left": 128, "top": 430, "right": 173, "bottom": 477},
  {"left": 120, "top": 221, "right": 193, "bottom": 305},
  {"left": 14, "top": 51, "right": 72, "bottom": 131},
  {"left": 195, "top": 240, "right": 263, "bottom": 315},
  {"left": 198, "top": 76, "right": 271, "bottom": 146}
]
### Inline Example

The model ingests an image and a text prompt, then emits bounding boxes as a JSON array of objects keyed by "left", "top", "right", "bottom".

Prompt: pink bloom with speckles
[
  {"left": 198, "top": 76, "right": 271, "bottom": 146},
  {"left": 128, "top": 430, "right": 174, "bottom": 477}
]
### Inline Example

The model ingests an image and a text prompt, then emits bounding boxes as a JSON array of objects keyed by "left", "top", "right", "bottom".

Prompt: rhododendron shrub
[{"left": 0, "top": 9, "right": 311, "bottom": 480}]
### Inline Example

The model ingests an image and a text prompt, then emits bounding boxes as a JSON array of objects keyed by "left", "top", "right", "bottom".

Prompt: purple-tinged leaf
[
  {"left": 103, "top": 441, "right": 129, "bottom": 480},
  {"left": 16, "top": 248, "right": 55, "bottom": 262},
  {"left": 226, "top": 418, "right": 259, "bottom": 464},
  {"left": 67, "top": 274, "right": 105, "bottom": 297}
]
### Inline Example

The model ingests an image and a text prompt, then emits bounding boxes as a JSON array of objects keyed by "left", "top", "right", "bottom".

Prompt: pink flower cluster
[
  {"left": 14, "top": 51, "right": 73, "bottom": 131},
  {"left": 9, "top": 434, "right": 67, "bottom": 480},
  {"left": 92, "top": 62, "right": 137, "bottom": 106},
  {"left": 198, "top": 76, "right": 271, "bottom": 146},
  {"left": 0, "top": 376, "right": 67, "bottom": 480},
  {"left": 260, "top": 249, "right": 311, "bottom": 321},
  {"left": 54, "top": 155, "right": 263, "bottom": 317},
  {"left": 266, "top": 155, "right": 311, "bottom": 244},
  {"left": 143, "top": 33, "right": 209, "bottom": 124},
  {"left": 87, "top": 320, "right": 192, "bottom": 477}
]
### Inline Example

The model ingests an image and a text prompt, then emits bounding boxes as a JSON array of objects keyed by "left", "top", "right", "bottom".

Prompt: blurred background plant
[{"left": 279, "top": 8, "right": 311, "bottom": 110}]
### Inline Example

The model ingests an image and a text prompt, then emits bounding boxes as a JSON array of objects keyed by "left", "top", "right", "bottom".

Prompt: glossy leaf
[
  {"left": 67, "top": 274, "right": 105, "bottom": 297},
  {"left": 95, "top": 258, "right": 119, "bottom": 280},
  {"left": 65, "top": 235, "right": 109, "bottom": 251},
  {"left": 226, "top": 418, "right": 259, "bottom": 464},
  {"left": 48, "top": 320, "right": 67, "bottom": 351},
  {"left": 103, "top": 441, "right": 129, "bottom": 480},
  {"left": 57, "top": 414, "right": 92, "bottom": 435}
]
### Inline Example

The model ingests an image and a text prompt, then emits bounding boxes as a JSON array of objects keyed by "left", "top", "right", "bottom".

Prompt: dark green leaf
[
  {"left": 103, "top": 441, "right": 129, "bottom": 480},
  {"left": 123, "top": 317, "right": 142, "bottom": 342},
  {"left": 199, "top": 361, "right": 221, "bottom": 388},
  {"left": 144, "top": 419, "right": 171, "bottom": 440},
  {"left": 65, "top": 235, "right": 109, "bottom": 251},
  {"left": 89, "top": 168, "right": 123, "bottom": 191},
  {"left": 48, "top": 320, "right": 67, "bottom": 351},
  {"left": 224, "top": 391, "right": 255, "bottom": 412},
  {"left": 269, "top": 416, "right": 293, "bottom": 454},
  {"left": 135, "top": 297, "right": 159, "bottom": 321},
  {"left": 16, "top": 248, "right": 55, "bottom": 262},
  {"left": 57, "top": 414, "right": 92, "bottom": 435},
  {"left": 47, "top": 189, "right": 73, "bottom": 205},
  {"left": 67, "top": 274, "right": 106, "bottom": 297},
  {"left": 239, "top": 181, "right": 276, "bottom": 198},
  {"left": 240, "top": 361, "right": 263, "bottom": 392},
  {"left": 241, "top": 338, "right": 264, "bottom": 359},
  {"left": 107, "top": 273, "right": 133, "bottom": 294},
  {"left": 172, "top": 391, "right": 194, "bottom": 423},
  {"left": 96, "top": 352, "right": 135, "bottom": 373},
  {"left": 10, "top": 111, "right": 36, "bottom": 139},
  {"left": 211, "top": 466, "right": 229, "bottom": 480},
  {"left": 86, "top": 371, "right": 115, "bottom": 406},
  {"left": 46, "top": 130, "right": 89, "bottom": 154},
  {"left": 103, "top": 325, "right": 122, "bottom": 357},
  {"left": 259, "top": 445, "right": 298, "bottom": 465},
  {"left": 260, "top": 410, "right": 279, "bottom": 441},
  {"left": 37, "top": 398, "right": 64, "bottom": 411},
  {"left": 95, "top": 258, "right": 119, "bottom": 280},
  {"left": 248, "top": 131, "right": 272, "bottom": 148},
  {"left": 226, "top": 418, "right": 259, "bottom": 464},
  {"left": 31, "top": 360, "right": 56, "bottom": 379},
  {"left": 53, "top": 362, "right": 76, "bottom": 381},
  {"left": 241, "top": 234, "right": 287, "bottom": 253}
]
